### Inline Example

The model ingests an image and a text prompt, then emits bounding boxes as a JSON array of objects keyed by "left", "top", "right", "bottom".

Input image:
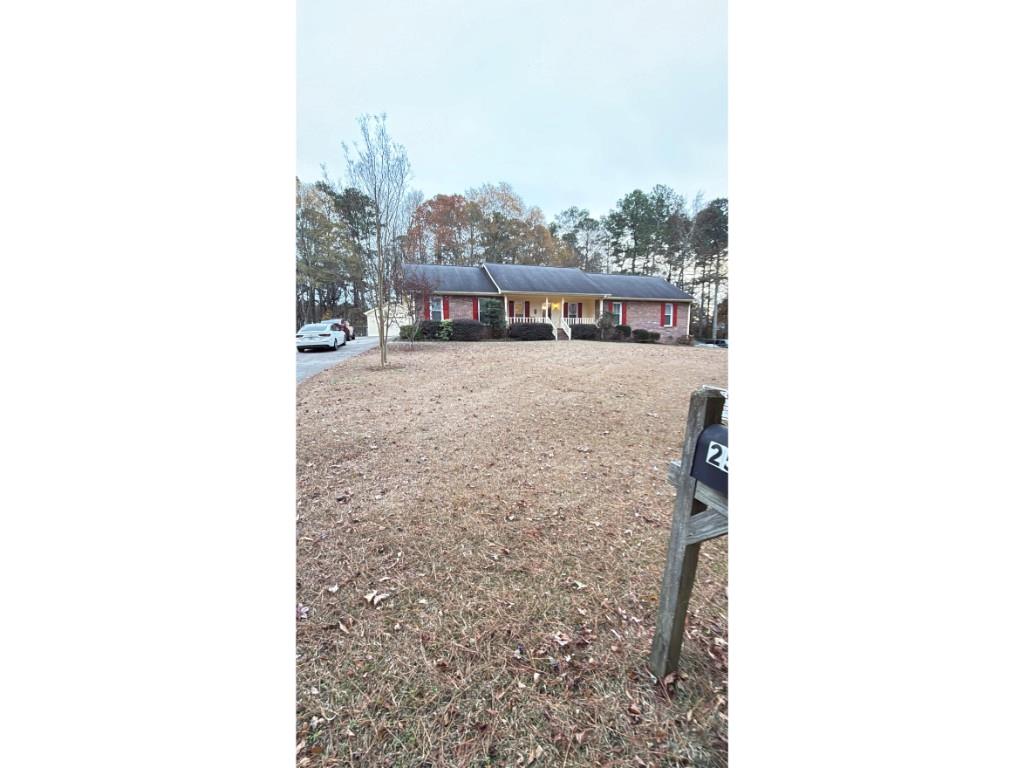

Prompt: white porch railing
[
  {"left": 507, "top": 315, "right": 548, "bottom": 324},
  {"left": 506, "top": 314, "right": 597, "bottom": 339}
]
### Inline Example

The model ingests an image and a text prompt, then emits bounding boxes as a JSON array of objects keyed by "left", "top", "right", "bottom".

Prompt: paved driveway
[{"left": 296, "top": 335, "right": 381, "bottom": 383}]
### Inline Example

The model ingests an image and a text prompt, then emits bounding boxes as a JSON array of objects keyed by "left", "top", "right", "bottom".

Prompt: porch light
[{"left": 551, "top": 303, "right": 559, "bottom": 310}]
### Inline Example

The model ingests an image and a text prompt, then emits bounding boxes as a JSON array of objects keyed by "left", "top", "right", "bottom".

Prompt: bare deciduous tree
[
  {"left": 342, "top": 114, "right": 412, "bottom": 367},
  {"left": 394, "top": 262, "right": 438, "bottom": 345}
]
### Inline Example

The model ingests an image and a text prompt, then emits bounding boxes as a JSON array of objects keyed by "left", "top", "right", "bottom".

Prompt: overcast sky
[{"left": 297, "top": 0, "right": 726, "bottom": 220}]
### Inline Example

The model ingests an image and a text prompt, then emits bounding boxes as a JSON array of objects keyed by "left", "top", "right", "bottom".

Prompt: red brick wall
[
  {"left": 624, "top": 301, "right": 691, "bottom": 343},
  {"left": 449, "top": 296, "right": 475, "bottom": 320}
]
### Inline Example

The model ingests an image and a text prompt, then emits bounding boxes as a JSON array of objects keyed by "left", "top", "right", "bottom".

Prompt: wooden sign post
[{"left": 650, "top": 385, "right": 729, "bottom": 678}]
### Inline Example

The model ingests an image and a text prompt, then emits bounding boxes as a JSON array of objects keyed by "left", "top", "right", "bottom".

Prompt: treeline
[{"left": 297, "top": 148, "right": 727, "bottom": 336}]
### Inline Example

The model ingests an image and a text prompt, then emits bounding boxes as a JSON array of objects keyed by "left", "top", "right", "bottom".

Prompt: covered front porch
[
  {"left": 501, "top": 294, "right": 605, "bottom": 339},
  {"left": 502, "top": 294, "right": 607, "bottom": 334}
]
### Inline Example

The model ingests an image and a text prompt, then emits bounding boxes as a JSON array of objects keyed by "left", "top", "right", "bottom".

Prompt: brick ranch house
[{"left": 404, "top": 262, "right": 694, "bottom": 342}]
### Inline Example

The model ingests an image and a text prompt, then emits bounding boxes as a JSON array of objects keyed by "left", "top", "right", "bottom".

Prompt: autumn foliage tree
[{"left": 404, "top": 194, "right": 484, "bottom": 265}]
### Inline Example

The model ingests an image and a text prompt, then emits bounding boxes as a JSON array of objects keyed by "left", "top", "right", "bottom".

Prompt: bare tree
[
  {"left": 394, "top": 262, "right": 438, "bottom": 346},
  {"left": 342, "top": 114, "right": 412, "bottom": 367}
]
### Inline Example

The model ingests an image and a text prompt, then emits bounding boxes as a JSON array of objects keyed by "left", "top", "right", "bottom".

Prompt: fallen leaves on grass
[
  {"left": 296, "top": 342, "right": 728, "bottom": 768},
  {"left": 362, "top": 590, "right": 390, "bottom": 607}
]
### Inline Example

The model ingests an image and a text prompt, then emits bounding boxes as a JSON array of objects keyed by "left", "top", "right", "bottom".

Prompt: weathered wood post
[{"left": 650, "top": 385, "right": 729, "bottom": 678}]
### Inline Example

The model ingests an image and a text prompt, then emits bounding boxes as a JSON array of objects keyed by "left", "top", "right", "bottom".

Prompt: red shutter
[
  {"left": 472, "top": 297, "right": 479, "bottom": 320},
  {"left": 672, "top": 303, "right": 678, "bottom": 327},
  {"left": 524, "top": 301, "right": 530, "bottom": 317},
  {"left": 622, "top": 302, "right": 628, "bottom": 325},
  {"left": 442, "top": 295, "right": 450, "bottom": 320},
  {"left": 508, "top": 300, "right": 514, "bottom": 318},
  {"left": 578, "top": 302, "right": 583, "bottom": 317},
  {"left": 423, "top": 293, "right": 430, "bottom": 320}
]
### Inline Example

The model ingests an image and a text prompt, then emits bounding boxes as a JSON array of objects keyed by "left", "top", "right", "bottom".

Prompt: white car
[{"left": 296, "top": 322, "right": 347, "bottom": 352}]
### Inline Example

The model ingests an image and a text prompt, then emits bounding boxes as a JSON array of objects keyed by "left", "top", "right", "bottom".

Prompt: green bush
[
  {"left": 614, "top": 324, "right": 632, "bottom": 340},
  {"left": 450, "top": 319, "right": 487, "bottom": 341},
  {"left": 399, "top": 324, "right": 424, "bottom": 340},
  {"left": 633, "top": 329, "right": 661, "bottom": 343},
  {"left": 437, "top": 320, "right": 453, "bottom": 341},
  {"left": 418, "top": 320, "right": 442, "bottom": 339},
  {"left": 571, "top": 323, "right": 598, "bottom": 340},
  {"left": 508, "top": 322, "right": 554, "bottom": 341},
  {"left": 479, "top": 299, "right": 506, "bottom": 335}
]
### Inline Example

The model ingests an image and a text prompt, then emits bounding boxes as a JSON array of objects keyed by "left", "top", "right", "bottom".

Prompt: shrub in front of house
[
  {"left": 436, "top": 320, "right": 453, "bottom": 341},
  {"left": 399, "top": 324, "right": 424, "bottom": 340},
  {"left": 417, "top": 320, "right": 443, "bottom": 339},
  {"left": 633, "top": 329, "right": 661, "bottom": 343},
  {"left": 614, "top": 324, "right": 632, "bottom": 340},
  {"left": 450, "top": 319, "right": 487, "bottom": 341},
  {"left": 508, "top": 322, "right": 554, "bottom": 341},
  {"left": 479, "top": 299, "right": 506, "bottom": 336},
  {"left": 571, "top": 323, "right": 598, "bottom": 340}
]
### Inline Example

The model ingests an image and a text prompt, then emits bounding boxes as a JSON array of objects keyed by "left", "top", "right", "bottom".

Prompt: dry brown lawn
[{"left": 297, "top": 340, "right": 728, "bottom": 768}]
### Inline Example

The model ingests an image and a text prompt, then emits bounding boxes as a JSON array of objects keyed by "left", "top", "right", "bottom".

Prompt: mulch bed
[{"left": 297, "top": 341, "right": 728, "bottom": 767}]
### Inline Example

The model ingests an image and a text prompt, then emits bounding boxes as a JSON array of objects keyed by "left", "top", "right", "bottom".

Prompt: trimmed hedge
[
  {"left": 508, "top": 322, "right": 554, "bottom": 341},
  {"left": 633, "top": 329, "right": 661, "bottom": 343},
  {"left": 450, "top": 319, "right": 487, "bottom": 341},
  {"left": 401, "top": 319, "right": 489, "bottom": 341},
  {"left": 615, "top": 324, "right": 632, "bottom": 337},
  {"left": 571, "top": 323, "right": 599, "bottom": 340},
  {"left": 416, "top": 319, "right": 440, "bottom": 339}
]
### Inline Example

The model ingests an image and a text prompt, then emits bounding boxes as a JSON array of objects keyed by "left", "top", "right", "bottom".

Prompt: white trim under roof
[
  {"left": 604, "top": 296, "right": 694, "bottom": 302},
  {"left": 425, "top": 290, "right": 501, "bottom": 296}
]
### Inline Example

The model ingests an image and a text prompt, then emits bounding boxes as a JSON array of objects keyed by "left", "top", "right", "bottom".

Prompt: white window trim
[
  {"left": 663, "top": 302, "right": 674, "bottom": 327},
  {"left": 430, "top": 295, "right": 443, "bottom": 321},
  {"left": 611, "top": 301, "right": 622, "bottom": 324}
]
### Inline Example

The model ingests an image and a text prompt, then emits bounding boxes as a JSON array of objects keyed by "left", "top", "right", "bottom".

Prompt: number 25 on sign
[{"left": 705, "top": 441, "right": 728, "bottom": 472}]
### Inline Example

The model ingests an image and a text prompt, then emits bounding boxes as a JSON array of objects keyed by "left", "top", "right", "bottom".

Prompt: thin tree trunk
[{"left": 711, "top": 264, "right": 720, "bottom": 341}]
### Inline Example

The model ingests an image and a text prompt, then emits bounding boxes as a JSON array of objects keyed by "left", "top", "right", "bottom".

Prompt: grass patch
[{"left": 297, "top": 342, "right": 728, "bottom": 767}]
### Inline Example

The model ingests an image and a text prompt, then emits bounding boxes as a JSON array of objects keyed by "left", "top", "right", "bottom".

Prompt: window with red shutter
[{"left": 429, "top": 295, "right": 443, "bottom": 320}]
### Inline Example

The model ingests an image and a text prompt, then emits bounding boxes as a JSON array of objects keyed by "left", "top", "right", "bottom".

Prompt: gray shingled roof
[
  {"left": 483, "top": 263, "right": 604, "bottom": 294},
  {"left": 583, "top": 272, "right": 693, "bottom": 300},
  {"left": 403, "top": 262, "right": 694, "bottom": 300},
  {"left": 402, "top": 263, "right": 499, "bottom": 293}
]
